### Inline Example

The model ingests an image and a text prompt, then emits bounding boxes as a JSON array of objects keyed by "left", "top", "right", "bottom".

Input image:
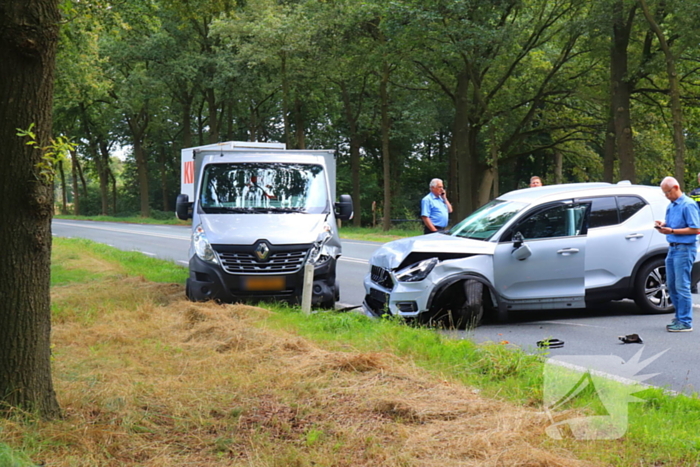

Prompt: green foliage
[
  {"left": 16, "top": 124, "right": 76, "bottom": 185},
  {"left": 51, "top": 0, "right": 700, "bottom": 222}
]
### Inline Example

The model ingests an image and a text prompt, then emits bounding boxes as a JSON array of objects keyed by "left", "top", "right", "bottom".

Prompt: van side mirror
[
  {"left": 335, "top": 194, "right": 353, "bottom": 221},
  {"left": 176, "top": 194, "right": 193, "bottom": 220}
]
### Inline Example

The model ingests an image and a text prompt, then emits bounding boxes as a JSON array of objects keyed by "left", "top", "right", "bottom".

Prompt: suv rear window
[
  {"left": 618, "top": 196, "right": 646, "bottom": 222},
  {"left": 587, "top": 197, "right": 618, "bottom": 228},
  {"left": 581, "top": 195, "right": 647, "bottom": 228}
]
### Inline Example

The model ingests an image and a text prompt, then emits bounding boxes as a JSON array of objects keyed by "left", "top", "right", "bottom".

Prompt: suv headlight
[
  {"left": 193, "top": 224, "right": 219, "bottom": 264},
  {"left": 395, "top": 257, "right": 438, "bottom": 282}
]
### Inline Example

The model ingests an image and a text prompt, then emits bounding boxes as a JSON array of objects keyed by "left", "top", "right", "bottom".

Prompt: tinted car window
[
  {"left": 516, "top": 205, "right": 570, "bottom": 239},
  {"left": 618, "top": 196, "right": 646, "bottom": 222},
  {"left": 586, "top": 197, "right": 618, "bottom": 228}
]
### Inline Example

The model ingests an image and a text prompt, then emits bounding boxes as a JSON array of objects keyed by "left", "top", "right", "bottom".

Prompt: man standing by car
[
  {"left": 655, "top": 176, "right": 700, "bottom": 332},
  {"left": 421, "top": 178, "right": 452, "bottom": 234}
]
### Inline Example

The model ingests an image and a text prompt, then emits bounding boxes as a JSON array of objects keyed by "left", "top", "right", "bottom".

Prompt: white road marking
[
  {"left": 339, "top": 256, "right": 368, "bottom": 264},
  {"left": 538, "top": 321, "right": 608, "bottom": 329},
  {"left": 53, "top": 221, "right": 189, "bottom": 241}
]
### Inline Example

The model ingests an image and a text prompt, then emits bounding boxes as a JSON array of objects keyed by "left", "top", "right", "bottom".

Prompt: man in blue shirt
[
  {"left": 421, "top": 178, "right": 452, "bottom": 234},
  {"left": 655, "top": 176, "right": 700, "bottom": 332}
]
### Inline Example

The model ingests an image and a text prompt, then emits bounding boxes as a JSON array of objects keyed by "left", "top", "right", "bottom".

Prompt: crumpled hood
[
  {"left": 370, "top": 233, "right": 496, "bottom": 269},
  {"left": 199, "top": 213, "right": 331, "bottom": 246}
]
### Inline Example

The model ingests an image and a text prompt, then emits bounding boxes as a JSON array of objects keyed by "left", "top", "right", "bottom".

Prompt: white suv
[{"left": 363, "top": 182, "right": 700, "bottom": 328}]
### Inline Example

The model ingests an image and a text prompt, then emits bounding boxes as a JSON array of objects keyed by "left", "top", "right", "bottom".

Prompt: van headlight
[
  {"left": 395, "top": 257, "right": 438, "bottom": 282},
  {"left": 308, "top": 229, "right": 332, "bottom": 266},
  {"left": 193, "top": 224, "right": 219, "bottom": 264}
]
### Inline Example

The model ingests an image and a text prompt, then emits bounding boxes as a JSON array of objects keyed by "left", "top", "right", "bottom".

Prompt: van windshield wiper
[
  {"left": 248, "top": 207, "right": 307, "bottom": 213},
  {"left": 202, "top": 206, "right": 307, "bottom": 214},
  {"left": 202, "top": 206, "right": 255, "bottom": 214}
]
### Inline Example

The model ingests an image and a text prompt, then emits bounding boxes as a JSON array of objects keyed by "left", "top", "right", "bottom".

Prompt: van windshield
[
  {"left": 450, "top": 199, "right": 528, "bottom": 240},
  {"left": 199, "top": 163, "right": 329, "bottom": 214}
]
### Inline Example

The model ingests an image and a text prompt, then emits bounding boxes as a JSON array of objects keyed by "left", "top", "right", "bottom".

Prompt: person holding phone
[
  {"left": 655, "top": 176, "right": 700, "bottom": 332},
  {"left": 421, "top": 178, "right": 453, "bottom": 234}
]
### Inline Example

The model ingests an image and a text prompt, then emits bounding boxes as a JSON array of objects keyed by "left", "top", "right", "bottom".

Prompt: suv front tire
[{"left": 634, "top": 257, "right": 673, "bottom": 314}]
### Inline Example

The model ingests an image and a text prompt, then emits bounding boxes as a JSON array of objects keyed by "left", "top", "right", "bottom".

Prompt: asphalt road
[{"left": 52, "top": 219, "right": 700, "bottom": 395}]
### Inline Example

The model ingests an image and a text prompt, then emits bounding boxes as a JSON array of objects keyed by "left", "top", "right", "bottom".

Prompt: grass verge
[{"left": 1, "top": 239, "right": 699, "bottom": 466}]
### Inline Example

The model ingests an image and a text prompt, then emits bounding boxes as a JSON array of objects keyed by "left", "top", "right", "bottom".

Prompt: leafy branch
[{"left": 16, "top": 123, "right": 76, "bottom": 185}]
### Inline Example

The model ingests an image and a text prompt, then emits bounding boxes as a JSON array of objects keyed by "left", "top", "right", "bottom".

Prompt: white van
[{"left": 176, "top": 141, "right": 353, "bottom": 307}]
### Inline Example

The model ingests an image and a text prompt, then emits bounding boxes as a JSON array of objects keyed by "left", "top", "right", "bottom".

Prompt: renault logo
[{"left": 254, "top": 241, "right": 271, "bottom": 261}]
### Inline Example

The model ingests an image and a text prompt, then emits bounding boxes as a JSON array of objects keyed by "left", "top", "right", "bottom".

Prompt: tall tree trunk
[
  {"left": 158, "top": 145, "right": 170, "bottom": 212},
  {"left": 603, "top": 115, "right": 616, "bottom": 182},
  {"left": 611, "top": 0, "right": 636, "bottom": 183},
  {"left": 294, "top": 98, "right": 305, "bottom": 150},
  {"left": 340, "top": 82, "right": 365, "bottom": 228},
  {"left": 451, "top": 69, "right": 471, "bottom": 219},
  {"left": 554, "top": 152, "right": 563, "bottom": 184},
  {"left": 477, "top": 168, "right": 495, "bottom": 207},
  {"left": 281, "top": 53, "right": 291, "bottom": 148},
  {"left": 109, "top": 169, "right": 117, "bottom": 215},
  {"left": 70, "top": 149, "right": 81, "bottom": 215},
  {"left": 0, "top": 0, "right": 61, "bottom": 419},
  {"left": 206, "top": 87, "right": 219, "bottom": 144},
  {"left": 380, "top": 62, "right": 392, "bottom": 232},
  {"left": 182, "top": 95, "right": 193, "bottom": 149},
  {"left": 639, "top": 0, "right": 685, "bottom": 188},
  {"left": 97, "top": 141, "right": 110, "bottom": 215},
  {"left": 127, "top": 109, "right": 150, "bottom": 217},
  {"left": 58, "top": 159, "right": 67, "bottom": 214}
]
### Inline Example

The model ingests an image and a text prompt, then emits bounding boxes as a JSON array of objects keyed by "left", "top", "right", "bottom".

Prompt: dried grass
[{"left": 6, "top": 275, "right": 602, "bottom": 466}]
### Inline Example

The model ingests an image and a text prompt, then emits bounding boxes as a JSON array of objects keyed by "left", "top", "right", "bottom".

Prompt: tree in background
[{"left": 0, "top": 0, "right": 62, "bottom": 418}]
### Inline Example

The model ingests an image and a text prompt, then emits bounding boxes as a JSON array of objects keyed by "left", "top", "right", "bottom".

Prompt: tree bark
[
  {"left": 380, "top": 62, "right": 392, "bottom": 232},
  {"left": 0, "top": 0, "right": 61, "bottom": 419},
  {"left": 340, "top": 81, "right": 366, "bottom": 228},
  {"left": 126, "top": 108, "right": 150, "bottom": 217},
  {"left": 611, "top": 0, "right": 636, "bottom": 183},
  {"left": 451, "top": 69, "right": 471, "bottom": 219},
  {"left": 603, "top": 115, "right": 616, "bottom": 182},
  {"left": 70, "top": 149, "right": 81, "bottom": 215},
  {"left": 58, "top": 159, "right": 67, "bottom": 214},
  {"left": 639, "top": 0, "right": 685, "bottom": 188}
]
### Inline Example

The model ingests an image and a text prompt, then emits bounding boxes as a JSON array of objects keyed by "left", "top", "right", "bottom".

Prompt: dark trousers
[{"left": 424, "top": 225, "right": 446, "bottom": 235}]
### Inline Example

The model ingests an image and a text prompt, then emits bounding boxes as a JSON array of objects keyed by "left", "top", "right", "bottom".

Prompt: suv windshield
[
  {"left": 199, "top": 162, "right": 329, "bottom": 214},
  {"left": 450, "top": 199, "right": 528, "bottom": 240}
]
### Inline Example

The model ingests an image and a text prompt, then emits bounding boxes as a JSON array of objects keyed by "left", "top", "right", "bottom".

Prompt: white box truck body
[{"left": 176, "top": 141, "right": 353, "bottom": 307}]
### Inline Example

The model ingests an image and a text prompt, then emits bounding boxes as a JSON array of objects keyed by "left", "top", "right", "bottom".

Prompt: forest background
[{"left": 54, "top": 0, "right": 700, "bottom": 229}]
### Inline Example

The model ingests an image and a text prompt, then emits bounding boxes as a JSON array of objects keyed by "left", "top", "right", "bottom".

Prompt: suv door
[
  {"left": 492, "top": 202, "right": 589, "bottom": 310},
  {"left": 579, "top": 196, "right": 652, "bottom": 291}
]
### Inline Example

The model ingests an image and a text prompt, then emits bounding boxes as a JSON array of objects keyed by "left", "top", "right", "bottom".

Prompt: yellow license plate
[{"left": 242, "top": 276, "right": 285, "bottom": 291}]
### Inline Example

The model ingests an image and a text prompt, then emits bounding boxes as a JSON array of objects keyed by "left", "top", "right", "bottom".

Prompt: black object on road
[
  {"left": 537, "top": 338, "right": 564, "bottom": 349},
  {"left": 619, "top": 333, "right": 643, "bottom": 344}
]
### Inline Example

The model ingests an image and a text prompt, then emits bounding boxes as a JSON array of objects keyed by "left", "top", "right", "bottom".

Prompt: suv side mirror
[
  {"left": 511, "top": 232, "right": 531, "bottom": 261},
  {"left": 176, "top": 193, "right": 193, "bottom": 220},
  {"left": 335, "top": 194, "right": 353, "bottom": 221}
]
